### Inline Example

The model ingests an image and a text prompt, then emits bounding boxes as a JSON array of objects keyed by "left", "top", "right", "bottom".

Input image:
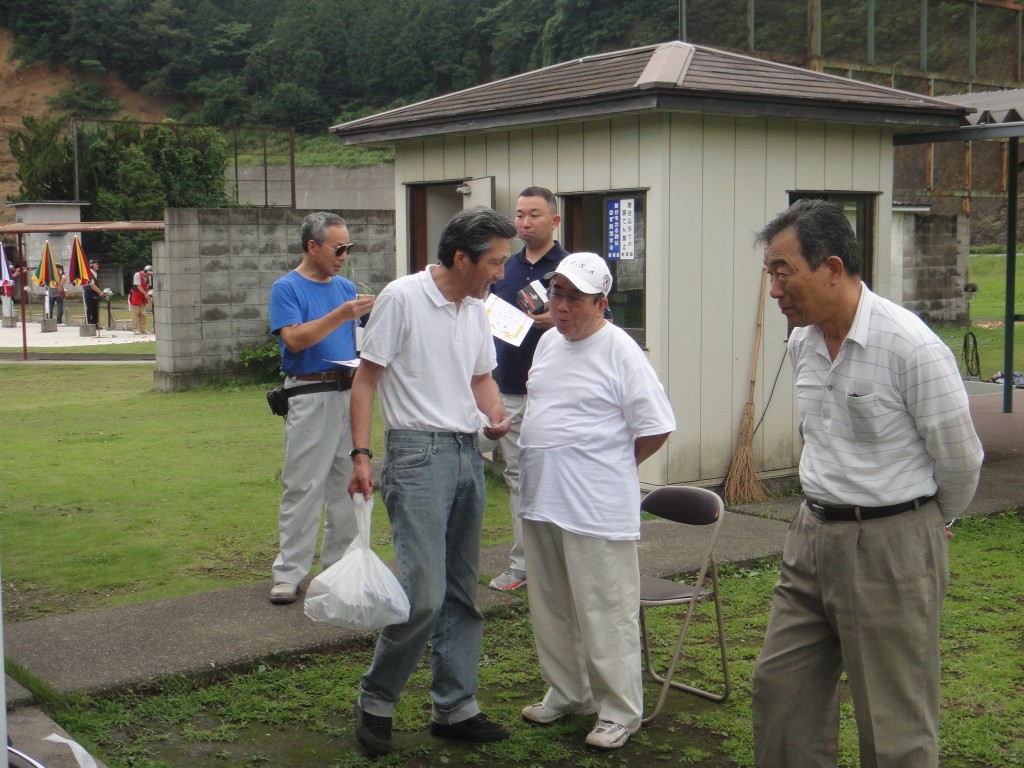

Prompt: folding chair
[{"left": 639, "top": 485, "right": 730, "bottom": 724}]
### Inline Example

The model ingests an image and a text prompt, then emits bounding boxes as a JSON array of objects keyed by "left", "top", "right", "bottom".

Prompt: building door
[{"left": 407, "top": 177, "right": 495, "bottom": 273}]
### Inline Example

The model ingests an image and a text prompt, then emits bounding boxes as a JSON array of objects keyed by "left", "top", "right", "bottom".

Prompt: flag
[
  {"left": 67, "top": 236, "right": 94, "bottom": 286},
  {"left": 32, "top": 241, "right": 59, "bottom": 287}
]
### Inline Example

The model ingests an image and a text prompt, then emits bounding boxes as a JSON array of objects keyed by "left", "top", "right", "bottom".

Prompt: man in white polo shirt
[
  {"left": 348, "top": 206, "right": 516, "bottom": 756},
  {"left": 752, "top": 199, "right": 984, "bottom": 767}
]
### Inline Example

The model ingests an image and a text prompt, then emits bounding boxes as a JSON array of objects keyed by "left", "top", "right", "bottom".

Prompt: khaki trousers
[
  {"left": 752, "top": 500, "right": 947, "bottom": 768},
  {"left": 130, "top": 303, "right": 147, "bottom": 333},
  {"left": 523, "top": 519, "right": 643, "bottom": 730}
]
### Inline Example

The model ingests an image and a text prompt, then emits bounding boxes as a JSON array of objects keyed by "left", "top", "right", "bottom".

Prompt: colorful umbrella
[
  {"left": 66, "top": 236, "right": 94, "bottom": 286},
  {"left": 32, "top": 240, "right": 58, "bottom": 287},
  {"left": 0, "top": 243, "right": 11, "bottom": 287}
]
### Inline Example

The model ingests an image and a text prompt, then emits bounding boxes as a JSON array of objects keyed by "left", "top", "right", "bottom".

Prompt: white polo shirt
[{"left": 360, "top": 265, "right": 496, "bottom": 434}]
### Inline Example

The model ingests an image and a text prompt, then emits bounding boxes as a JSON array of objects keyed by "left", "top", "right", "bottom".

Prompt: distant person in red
[{"left": 129, "top": 265, "right": 153, "bottom": 334}]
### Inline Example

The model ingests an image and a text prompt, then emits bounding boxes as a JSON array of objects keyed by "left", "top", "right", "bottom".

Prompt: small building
[
  {"left": 330, "top": 41, "right": 968, "bottom": 489},
  {"left": 6, "top": 201, "right": 88, "bottom": 276}
]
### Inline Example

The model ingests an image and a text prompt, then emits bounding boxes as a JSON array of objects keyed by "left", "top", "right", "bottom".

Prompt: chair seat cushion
[{"left": 640, "top": 575, "right": 711, "bottom": 604}]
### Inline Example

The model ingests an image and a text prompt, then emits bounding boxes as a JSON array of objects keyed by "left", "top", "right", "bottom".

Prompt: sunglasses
[{"left": 315, "top": 241, "right": 355, "bottom": 257}]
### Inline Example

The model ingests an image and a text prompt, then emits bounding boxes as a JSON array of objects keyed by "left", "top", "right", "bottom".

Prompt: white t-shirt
[
  {"left": 360, "top": 265, "right": 496, "bottom": 434},
  {"left": 519, "top": 322, "right": 676, "bottom": 540}
]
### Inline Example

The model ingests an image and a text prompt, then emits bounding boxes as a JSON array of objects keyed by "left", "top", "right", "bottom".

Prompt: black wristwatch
[{"left": 350, "top": 448, "right": 373, "bottom": 460}]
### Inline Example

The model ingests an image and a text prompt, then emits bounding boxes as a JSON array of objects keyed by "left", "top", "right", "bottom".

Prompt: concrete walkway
[{"left": 3, "top": 386, "right": 1023, "bottom": 767}]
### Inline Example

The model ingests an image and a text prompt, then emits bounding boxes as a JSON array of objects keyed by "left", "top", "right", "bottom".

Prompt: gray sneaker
[
  {"left": 269, "top": 582, "right": 298, "bottom": 604},
  {"left": 489, "top": 568, "right": 527, "bottom": 591}
]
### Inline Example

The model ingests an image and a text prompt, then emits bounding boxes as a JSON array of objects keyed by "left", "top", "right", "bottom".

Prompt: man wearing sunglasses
[{"left": 267, "top": 212, "right": 374, "bottom": 605}]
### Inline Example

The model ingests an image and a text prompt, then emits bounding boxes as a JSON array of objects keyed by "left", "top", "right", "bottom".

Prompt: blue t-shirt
[
  {"left": 491, "top": 242, "right": 569, "bottom": 395},
  {"left": 269, "top": 270, "right": 357, "bottom": 376}
]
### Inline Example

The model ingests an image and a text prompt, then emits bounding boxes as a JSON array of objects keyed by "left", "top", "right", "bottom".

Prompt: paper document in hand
[
  {"left": 484, "top": 293, "right": 533, "bottom": 347},
  {"left": 326, "top": 359, "right": 361, "bottom": 367}
]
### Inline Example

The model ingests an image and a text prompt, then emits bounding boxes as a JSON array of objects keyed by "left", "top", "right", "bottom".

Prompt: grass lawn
[
  {"left": 0, "top": 365, "right": 514, "bottom": 621},
  {"left": 2, "top": 257, "right": 1023, "bottom": 766},
  {"left": 34, "top": 512, "right": 1024, "bottom": 768}
]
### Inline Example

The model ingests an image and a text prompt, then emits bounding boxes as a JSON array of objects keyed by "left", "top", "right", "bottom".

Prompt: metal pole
[
  {"left": 71, "top": 116, "right": 80, "bottom": 202},
  {"left": 1004, "top": 136, "right": 1018, "bottom": 414},
  {"left": 969, "top": 1, "right": 977, "bottom": 79},
  {"left": 867, "top": 0, "right": 875, "bottom": 64},
  {"left": 263, "top": 130, "right": 270, "bottom": 208},
  {"left": 17, "top": 234, "right": 27, "bottom": 360},
  {"left": 920, "top": 0, "right": 928, "bottom": 72},
  {"left": 748, "top": 0, "right": 756, "bottom": 52},
  {"left": 808, "top": 0, "right": 822, "bottom": 69},
  {"left": 679, "top": 0, "right": 686, "bottom": 41},
  {"left": 290, "top": 128, "right": 297, "bottom": 209}
]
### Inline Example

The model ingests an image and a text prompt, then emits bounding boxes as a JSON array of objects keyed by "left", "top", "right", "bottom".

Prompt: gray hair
[
  {"left": 301, "top": 212, "right": 347, "bottom": 253},
  {"left": 755, "top": 199, "right": 860, "bottom": 276},
  {"left": 437, "top": 206, "right": 517, "bottom": 267}
]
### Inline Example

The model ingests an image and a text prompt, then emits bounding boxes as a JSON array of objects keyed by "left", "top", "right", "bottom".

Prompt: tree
[{"left": 8, "top": 115, "right": 75, "bottom": 200}]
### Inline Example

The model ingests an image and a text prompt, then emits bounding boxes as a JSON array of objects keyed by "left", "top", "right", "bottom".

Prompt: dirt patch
[{"left": 0, "top": 29, "right": 174, "bottom": 223}]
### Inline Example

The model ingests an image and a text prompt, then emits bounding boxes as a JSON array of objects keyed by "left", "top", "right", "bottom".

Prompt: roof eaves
[{"left": 334, "top": 90, "right": 965, "bottom": 147}]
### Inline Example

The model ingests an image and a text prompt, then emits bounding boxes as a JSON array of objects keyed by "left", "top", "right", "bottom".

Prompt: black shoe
[
  {"left": 354, "top": 702, "right": 393, "bottom": 755},
  {"left": 431, "top": 712, "right": 510, "bottom": 742}
]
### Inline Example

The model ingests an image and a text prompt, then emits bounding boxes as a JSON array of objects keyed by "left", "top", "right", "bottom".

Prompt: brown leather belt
[
  {"left": 806, "top": 495, "right": 936, "bottom": 522},
  {"left": 292, "top": 369, "right": 355, "bottom": 383}
]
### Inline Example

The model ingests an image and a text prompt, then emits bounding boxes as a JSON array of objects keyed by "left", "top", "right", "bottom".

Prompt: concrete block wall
[
  {"left": 899, "top": 212, "right": 970, "bottom": 326},
  {"left": 152, "top": 207, "right": 396, "bottom": 392}
]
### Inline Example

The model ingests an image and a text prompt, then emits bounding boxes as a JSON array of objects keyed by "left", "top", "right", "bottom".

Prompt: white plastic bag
[{"left": 304, "top": 494, "right": 410, "bottom": 630}]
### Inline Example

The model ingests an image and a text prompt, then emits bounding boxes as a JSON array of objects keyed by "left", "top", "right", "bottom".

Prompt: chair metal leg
[{"left": 640, "top": 570, "right": 730, "bottom": 724}]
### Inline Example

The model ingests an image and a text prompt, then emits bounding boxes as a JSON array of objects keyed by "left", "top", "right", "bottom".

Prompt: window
[
  {"left": 561, "top": 191, "right": 647, "bottom": 346},
  {"left": 790, "top": 192, "right": 877, "bottom": 288}
]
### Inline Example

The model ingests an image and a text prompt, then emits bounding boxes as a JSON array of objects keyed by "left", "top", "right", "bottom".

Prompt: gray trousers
[{"left": 753, "top": 499, "right": 947, "bottom": 768}]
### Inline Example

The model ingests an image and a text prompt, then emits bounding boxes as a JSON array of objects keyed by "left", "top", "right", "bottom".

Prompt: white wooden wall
[{"left": 389, "top": 114, "right": 895, "bottom": 488}]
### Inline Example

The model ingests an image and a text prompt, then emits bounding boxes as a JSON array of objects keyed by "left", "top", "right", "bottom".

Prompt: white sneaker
[
  {"left": 269, "top": 581, "right": 298, "bottom": 604},
  {"left": 585, "top": 720, "right": 632, "bottom": 750},
  {"left": 521, "top": 702, "right": 596, "bottom": 725}
]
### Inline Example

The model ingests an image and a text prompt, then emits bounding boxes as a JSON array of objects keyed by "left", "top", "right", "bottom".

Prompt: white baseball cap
[{"left": 544, "top": 252, "right": 613, "bottom": 296}]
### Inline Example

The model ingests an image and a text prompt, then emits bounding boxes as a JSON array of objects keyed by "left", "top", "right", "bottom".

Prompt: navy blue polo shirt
[{"left": 491, "top": 242, "right": 569, "bottom": 395}]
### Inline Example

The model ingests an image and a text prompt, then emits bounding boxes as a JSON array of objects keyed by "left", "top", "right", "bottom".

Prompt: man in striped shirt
[{"left": 751, "top": 199, "right": 983, "bottom": 768}]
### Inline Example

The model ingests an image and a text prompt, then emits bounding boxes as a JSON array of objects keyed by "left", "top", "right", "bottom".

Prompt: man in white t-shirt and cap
[{"left": 517, "top": 252, "right": 676, "bottom": 751}]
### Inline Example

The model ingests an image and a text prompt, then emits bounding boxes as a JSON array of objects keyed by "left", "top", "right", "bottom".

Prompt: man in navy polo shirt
[{"left": 487, "top": 186, "right": 567, "bottom": 591}]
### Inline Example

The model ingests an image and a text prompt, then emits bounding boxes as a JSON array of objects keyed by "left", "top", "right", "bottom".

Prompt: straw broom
[{"left": 723, "top": 267, "right": 771, "bottom": 504}]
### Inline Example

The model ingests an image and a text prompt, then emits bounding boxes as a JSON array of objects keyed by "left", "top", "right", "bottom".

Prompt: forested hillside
[{"left": 0, "top": 0, "right": 1016, "bottom": 135}]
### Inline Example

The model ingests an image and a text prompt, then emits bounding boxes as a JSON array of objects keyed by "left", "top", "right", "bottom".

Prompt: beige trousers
[
  {"left": 130, "top": 303, "right": 148, "bottom": 333},
  {"left": 752, "top": 500, "right": 948, "bottom": 768},
  {"left": 522, "top": 519, "right": 643, "bottom": 731}
]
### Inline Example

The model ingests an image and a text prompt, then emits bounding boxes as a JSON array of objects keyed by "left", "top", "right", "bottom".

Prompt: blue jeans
[{"left": 359, "top": 430, "right": 486, "bottom": 723}]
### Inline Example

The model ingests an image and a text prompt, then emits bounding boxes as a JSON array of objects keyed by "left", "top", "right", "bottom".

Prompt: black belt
[
  {"left": 806, "top": 495, "right": 936, "bottom": 522},
  {"left": 286, "top": 379, "right": 352, "bottom": 396},
  {"left": 291, "top": 369, "right": 355, "bottom": 383}
]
